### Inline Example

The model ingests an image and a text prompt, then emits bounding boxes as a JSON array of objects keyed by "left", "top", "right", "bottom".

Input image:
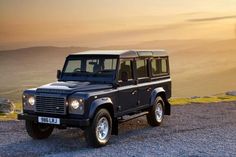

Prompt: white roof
[{"left": 71, "top": 50, "right": 168, "bottom": 58}]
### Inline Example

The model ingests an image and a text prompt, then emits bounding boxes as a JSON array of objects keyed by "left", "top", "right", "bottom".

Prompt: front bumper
[{"left": 17, "top": 113, "right": 90, "bottom": 127}]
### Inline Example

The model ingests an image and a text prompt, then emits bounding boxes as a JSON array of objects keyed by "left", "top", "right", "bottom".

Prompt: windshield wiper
[
  {"left": 71, "top": 71, "right": 90, "bottom": 76},
  {"left": 92, "top": 70, "right": 114, "bottom": 76}
]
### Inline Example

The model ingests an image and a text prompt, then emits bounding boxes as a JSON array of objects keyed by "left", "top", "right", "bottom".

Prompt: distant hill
[
  {"left": 0, "top": 46, "right": 89, "bottom": 53},
  {"left": 0, "top": 39, "right": 236, "bottom": 102},
  {"left": 101, "top": 39, "right": 236, "bottom": 97},
  {"left": 0, "top": 46, "right": 89, "bottom": 101}
]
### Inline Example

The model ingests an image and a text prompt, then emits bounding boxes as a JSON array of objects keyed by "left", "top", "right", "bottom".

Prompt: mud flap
[
  {"left": 164, "top": 100, "right": 171, "bottom": 115},
  {"left": 111, "top": 118, "right": 118, "bottom": 135}
]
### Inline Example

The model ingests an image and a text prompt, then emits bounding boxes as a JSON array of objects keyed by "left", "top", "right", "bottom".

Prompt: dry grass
[
  {"left": 170, "top": 94, "right": 236, "bottom": 105},
  {"left": 1, "top": 95, "right": 236, "bottom": 121},
  {"left": 0, "top": 102, "right": 21, "bottom": 121}
]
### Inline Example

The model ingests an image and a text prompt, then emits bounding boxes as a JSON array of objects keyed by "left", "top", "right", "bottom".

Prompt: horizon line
[{"left": 0, "top": 38, "right": 235, "bottom": 52}]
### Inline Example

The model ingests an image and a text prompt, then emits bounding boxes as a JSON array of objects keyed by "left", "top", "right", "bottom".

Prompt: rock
[
  {"left": 0, "top": 98, "right": 15, "bottom": 114},
  {"left": 191, "top": 96, "right": 200, "bottom": 99},
  {"left": 226, "top": 91, "right": 236, "bottom": 96},
  {"left": 203, "top": 96, "right": 211, "bottom": 98}
]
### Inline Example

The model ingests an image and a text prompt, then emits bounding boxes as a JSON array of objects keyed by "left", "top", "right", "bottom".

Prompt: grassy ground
[{"left": 1, "top": 94, "right": 236, "bottom": 121}]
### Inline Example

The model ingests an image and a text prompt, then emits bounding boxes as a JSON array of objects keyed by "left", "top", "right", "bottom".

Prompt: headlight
[
  {"left": 22, "top": 92, "right": 36, "bottom": 111},
  {"left": 28, "top": 96, "right": 35, "bottom": 106},
  {"left": 70, "top": 98, "right": 84, "bottom": 110},
  {"left": 71, "top": 99, "right": 80, "bottom": 109}
]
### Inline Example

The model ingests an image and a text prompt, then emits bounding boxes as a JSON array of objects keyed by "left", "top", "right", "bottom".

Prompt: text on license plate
[{"left": 38, "top": 116, "right": 60, "bottom": 125}]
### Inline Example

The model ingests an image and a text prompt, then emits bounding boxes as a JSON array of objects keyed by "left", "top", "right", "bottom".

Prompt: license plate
[{"left": 38, "top": 116, "right": 60, "bottom": 125}]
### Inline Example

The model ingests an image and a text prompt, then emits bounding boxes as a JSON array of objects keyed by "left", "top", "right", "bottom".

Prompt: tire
[
  {"left": 25, "top": 120, "right": 54, "bottom": 139},
  {"left": 85, "top": 109, "right": 112, "bottom": 147},
  {"left": 146, "top": 96, "right": 165, "bottom": 126}
]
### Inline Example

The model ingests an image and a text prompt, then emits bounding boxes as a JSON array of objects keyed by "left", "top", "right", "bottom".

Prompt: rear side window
[
  {"left": 161, "top": 58, "right": 167, "bottom": 73},
  {"left": 151, "top": 57, "right": 168, "bottom": 76},
  {"left": 136, "top": 59, "right": 148, "bottom": 78},
  {"left": 151, "top": 59, "right": 159, "bottom": 75}
]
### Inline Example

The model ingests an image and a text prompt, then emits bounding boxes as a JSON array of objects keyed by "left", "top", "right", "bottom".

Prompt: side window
[
  {"left": 136, "top": 59, "right": 148, "bottom": 78},
  {"left": 119, "top": 60, "right": 133, "bottom": 82}
]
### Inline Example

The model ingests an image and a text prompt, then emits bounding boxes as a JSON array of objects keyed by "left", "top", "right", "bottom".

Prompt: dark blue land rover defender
[{"left": 18, "top": 50, "right": 171, "bottom": 147}]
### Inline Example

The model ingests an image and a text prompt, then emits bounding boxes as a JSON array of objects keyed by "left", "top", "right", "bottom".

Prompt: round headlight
[
  {"left": 71, "top": 99, "right": 80, "bottom": 109},
  {"left": 28, "top": 96, "right": 35, "bottom": 106}
]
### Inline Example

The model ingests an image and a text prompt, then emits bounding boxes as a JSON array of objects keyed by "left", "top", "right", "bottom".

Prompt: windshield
[{"left": 61, "top": 55, "right": 118, "bottom": 83}]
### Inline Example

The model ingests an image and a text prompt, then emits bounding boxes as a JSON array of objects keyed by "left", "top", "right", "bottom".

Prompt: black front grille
[{"left": 36, "top": 96, "right": 66, "bottom": 115}]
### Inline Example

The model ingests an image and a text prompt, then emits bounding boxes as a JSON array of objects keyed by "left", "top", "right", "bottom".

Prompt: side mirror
[
  {"left": 112, "top": 82, "right": 119, "bottom": 89},
  {"left": 57, "top": 70, "right": 62, "bottom": 79}
]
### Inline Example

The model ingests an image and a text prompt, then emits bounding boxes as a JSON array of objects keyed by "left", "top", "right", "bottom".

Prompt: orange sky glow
[{"left": 0, "top": 0, "right": 236, "bottom": 50}]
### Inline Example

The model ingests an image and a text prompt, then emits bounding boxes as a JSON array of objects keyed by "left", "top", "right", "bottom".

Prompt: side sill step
[{"left": 118, "top": 111, "right": 148, "bottom": 123}]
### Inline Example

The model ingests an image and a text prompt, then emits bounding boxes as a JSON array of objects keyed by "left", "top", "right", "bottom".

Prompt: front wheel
[
  {"left": 25, "top": 120, "right": 54, "bottom": 139},
  {"left": 146, "top": 96, "right": 165, "bottom": 126},
  {"left": 85, "top": 109, "right": 112, "bottom": 147}
]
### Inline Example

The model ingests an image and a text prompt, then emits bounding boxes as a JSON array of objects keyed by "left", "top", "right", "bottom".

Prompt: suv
[{"left": 18, "top": 50, "right": 171, "bottom": 147}]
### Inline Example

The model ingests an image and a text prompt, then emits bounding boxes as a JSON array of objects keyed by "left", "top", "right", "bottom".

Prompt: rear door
[
  {"left": 117, "top": 59, "right": 138, "bottom": 114},
  {"left": 135, "top": 58, "right": 151, "bottom": 106}
]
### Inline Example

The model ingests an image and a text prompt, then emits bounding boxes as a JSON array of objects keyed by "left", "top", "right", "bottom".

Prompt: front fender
[{"left": 88, "top": 97, "right": 114, "bottom": 119}]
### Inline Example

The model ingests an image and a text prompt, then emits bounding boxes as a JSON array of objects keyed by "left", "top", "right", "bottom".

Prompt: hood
[{"left": 36, "top": 81, "right": 112, "bottom": 94}]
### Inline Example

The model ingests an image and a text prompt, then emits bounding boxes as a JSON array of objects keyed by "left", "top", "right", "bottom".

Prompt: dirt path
[{"left": 1, "top": 101, "right": 236, "bottom": 157}]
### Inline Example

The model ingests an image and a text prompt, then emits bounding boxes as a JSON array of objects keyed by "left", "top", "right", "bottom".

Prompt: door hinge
[
  {"left": 117, "top": 106, "right": 122, "bottom": 111},
  {"left": 137, "top": 100, "right": 140, "bottom": 105}
]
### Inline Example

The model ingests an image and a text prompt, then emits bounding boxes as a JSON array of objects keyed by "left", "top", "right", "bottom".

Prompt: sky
[{"left": 0, "top": 0, "right": 236, "bottom": 50}]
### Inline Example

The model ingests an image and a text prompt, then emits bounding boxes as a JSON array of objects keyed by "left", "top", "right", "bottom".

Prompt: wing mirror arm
[{"left": 57, "top": 70, "right": 62, "bottom": 80}]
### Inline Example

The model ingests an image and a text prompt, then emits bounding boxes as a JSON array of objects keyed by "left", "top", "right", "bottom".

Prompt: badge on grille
[{"left": 56, "top": 107, "right": 60, "bottom": 110}]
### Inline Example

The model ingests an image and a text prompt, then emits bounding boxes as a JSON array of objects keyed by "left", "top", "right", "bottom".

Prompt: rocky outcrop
[
  {"left": 226, "top": 91, "right": 236, "bottom": 96},
  {"left": 0, "top": 98, "right": 15, "bottom": 114}
]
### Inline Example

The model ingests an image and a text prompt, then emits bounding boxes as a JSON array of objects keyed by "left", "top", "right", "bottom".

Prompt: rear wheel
[
  {"left": 25, "top": 120, "right": 54, "bottom": 139},
  {"left": 146, "top": 96, "right": 164, "bottom": 126},
  {"left": 85, "top": 109, "right": 112, "bottom": 147}
]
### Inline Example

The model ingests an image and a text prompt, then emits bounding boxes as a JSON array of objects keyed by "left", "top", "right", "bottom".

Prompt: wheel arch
[
  {"left": 150, "top": 87, "right": 171, "bottom": 115},
  {"left": 88, "top": 97, "right": 114, "bottom": 119},
  {"left": 88, "top": 97, "right": 118, "bottom": 135}
]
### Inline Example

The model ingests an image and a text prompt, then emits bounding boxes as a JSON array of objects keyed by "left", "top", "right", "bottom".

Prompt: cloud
[
  {"left": 187, "top": 15, "right": 236, "bottom": 22},
  {"left": 87, "top": 22, "right": 189, "bottom": 39},
  {"left": 179, "top": 12, "right": 204, "bottom": 16}
]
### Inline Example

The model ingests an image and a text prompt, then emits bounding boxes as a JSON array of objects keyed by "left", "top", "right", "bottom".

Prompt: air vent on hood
[{"left": 36, "top": 88, "right": 71, "bottom": 94}]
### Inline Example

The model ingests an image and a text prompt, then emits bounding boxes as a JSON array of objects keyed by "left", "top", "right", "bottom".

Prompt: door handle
[
  {"left": 131, "top": 90, "right": 137, "bottom": 95},
  {"left": 146, "top": 87, "right": 152, "bottom": 92}
]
